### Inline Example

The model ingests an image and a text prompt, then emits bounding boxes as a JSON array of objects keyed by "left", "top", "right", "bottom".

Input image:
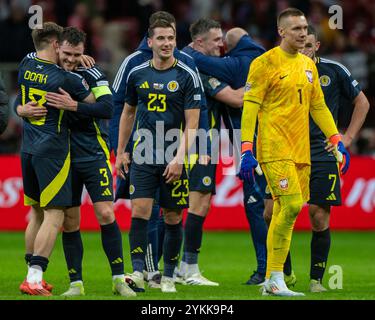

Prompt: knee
[
  {"left": 96, "top": 207, "right": 115, "bottom": 225},
  {"left": 164, "top": 210, "right": 182, "bottom": 225},
  {"left": 263, "top": 209, "right": 272, "bottom": 226},
  {"left": 284, "top": 197, "right": 304, "bottom": 220},
  {"left": 309, "top": 205, "right": 330, "bottom": 231}
]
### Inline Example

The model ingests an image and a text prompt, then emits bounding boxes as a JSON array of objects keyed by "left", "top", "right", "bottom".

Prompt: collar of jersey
[
  {"left": 150, "top": 58, "right": 178, "bottom": 70},
  {"left": 35, "top": 56, "right": 55, "bottom": 64},
  {"left": 278, "top": 46, "right": 299, "bottom": 59}
]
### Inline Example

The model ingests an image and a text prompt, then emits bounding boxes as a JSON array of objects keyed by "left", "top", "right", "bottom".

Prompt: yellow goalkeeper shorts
[{"left": 261, "top": 160, "right": 310, "bottom": 203}]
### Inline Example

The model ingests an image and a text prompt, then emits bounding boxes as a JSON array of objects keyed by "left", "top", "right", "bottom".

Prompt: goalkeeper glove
[
  {"left": 239, "top": 141, "right": 262, "bottom": 184},
  {"left": 328, "top": 134, "right": 350, "bottom": 175}
]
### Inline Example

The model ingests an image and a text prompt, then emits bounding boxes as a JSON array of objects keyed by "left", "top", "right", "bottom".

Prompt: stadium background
[{"left": 0, "top": 0, "right": 374, "bottom": 230}]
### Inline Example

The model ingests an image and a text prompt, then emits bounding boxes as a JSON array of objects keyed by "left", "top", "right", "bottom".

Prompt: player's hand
[
  {"left": 199, "top": 154, "right": 211, "bottom": 166},
  {"left": 80, "top": 55, "right": 95, "bottom": 69},
  {"left": 337, "top": 141, "right": 350, "bottom": 174},
  {"left": 326, "top": 134, "right": 350, "bottom": 175},
  {"left": 17, "top": 101, "right": 47, "bottom": 119},
  {"left": 238, "top": 141, "right": 262, "bottom": 184},
  {"left": 46, "top": 88, "right": 78, "bottom": 111},
  {"left": 115, "top": 152, "right": 131, "bottom": 179},
  {"left": 163, "top": 158, "right": 183, "bottom": 184}
]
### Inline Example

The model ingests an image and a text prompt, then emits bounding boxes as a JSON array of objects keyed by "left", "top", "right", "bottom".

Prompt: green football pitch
[{"left": 0, "top": 231, "right": 374, "bottom": 300}]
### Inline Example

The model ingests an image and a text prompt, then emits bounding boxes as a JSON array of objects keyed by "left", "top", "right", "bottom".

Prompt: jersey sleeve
[
  {"left": 201, "top": 73, "right": 228, "bottom": 98},
  {"left": 183, "top": 69, "right": 201, "bottom": 110},
  {"left": 63, "top": 72, "right": 91, "bottom": 101},
  {"left": 310, "top": 63, "right": 326, "bottom": 107},
  {"left": 124, "top": 72, "right": 138, "bottom": 106},
  {"left": 243, "top": 56, "right": 269, "bottom": 105},
  {"left": 337, "top": 64, "right": 361, "bottom": 101},
  {"left": 80, "top": 65, "right": 112, "bottom": 99}
]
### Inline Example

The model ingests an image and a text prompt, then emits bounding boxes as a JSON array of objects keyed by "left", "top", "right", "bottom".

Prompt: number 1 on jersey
[{"left": 298, "top": 88, "right": 302, "bottom": 104}]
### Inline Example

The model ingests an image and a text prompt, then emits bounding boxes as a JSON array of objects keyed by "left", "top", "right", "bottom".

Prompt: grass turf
[{"left": 0, "top": 231, "right": 374, "bottom": 300}]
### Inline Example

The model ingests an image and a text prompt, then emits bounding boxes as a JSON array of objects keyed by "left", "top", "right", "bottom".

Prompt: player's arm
[
  {"left": 336, "top": 66, "right": 370, "bottom": 148},
  {"left": 164, "top": 108, "right": 200, "bottom": 184},
  {"left": 110, "top": 56, "right": 142, "bottom": 152},
  {"left": 115, "top": 102, "right": 136, "bottom": 179},
  {"left": 239, "top": 57, "right": 268, "bottom": 182},
  {"left": 214, "top": 86, "right": 244, "bottom": 109},
  {"left": 309, "top": 65, "right": 349, "bottom": 173},
  {"left": 343, "top": 91, "right": 370, "bottom": 147},
  {"left": 115, "top": 72, "right": 138, "bottom": 178}
]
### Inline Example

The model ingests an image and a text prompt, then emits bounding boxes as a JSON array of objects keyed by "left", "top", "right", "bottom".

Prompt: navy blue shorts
[
  {"left": 130, "top": 163, "right": 188, "bottom": 209},
  {"left": 71, "top": 159, "right": 113, "bottom": 206},
  {"left": 189, "top": 162, "right": 217, "bottom": 194},
  {"left": 308, "top": 161, "right": 341, "bottom": 206},
  {"left": 21, "top": 152, "right": 72, "bottom": 208}
]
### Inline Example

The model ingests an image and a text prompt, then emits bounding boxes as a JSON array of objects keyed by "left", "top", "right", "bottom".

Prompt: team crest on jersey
[
  {"left": 319, "top": 75, "right": 331, "bottom": 87},
  {"left": 305, "top": 70, "right": 313, "bottom": 83},
  {"left": 153, "top": 83, "right": 164, "bottom": 90},
  {"left": 82, "top": 78, "right": 90, "bottom": 90},
  {"left": 167, "top": 80, "right": 179, "bottom": 92},
  {"left": 202, "top": 176, "right": 212, "bottom": 186},
  {"left": 129, "top": 184, "right": 135, "bottom": 195},
  {"left": 208, "top": 77, "right": 221, "bottom": 90},
  {"left": 279, "top": 178, "right": 288, "bottom": 190}
]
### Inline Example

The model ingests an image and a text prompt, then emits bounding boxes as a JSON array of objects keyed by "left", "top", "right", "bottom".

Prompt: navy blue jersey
[
  {"left": 183, "top": 36, "right": 265, "bottom": 130},
  {"left": 125, "top": 59, "right": 201, "bottom": 164},
  {"left": 200, "top": 73, "right": 227, "bottom": 131},
  {"left": 110, "top": 36, "right": 208, "bottom": 153},
  {"left": 18, "top": 53, "right": 90, "bottom": 159},
  {"left": 69, "top": 65, "right": 112, "bottom": 162},
  {"left": 310, "top": 57, "right": 361, "bottom": 162}
]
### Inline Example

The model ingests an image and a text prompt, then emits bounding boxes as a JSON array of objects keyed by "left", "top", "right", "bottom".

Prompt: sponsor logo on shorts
[
  {"left": 279, "top": 178, "right": 288, "bottom": 190},
  {"left": 202, "top": 176, "right": 212, "bottom": 186},
  {"left": 129, "top": 184, "right": 135, "bottom": 195}
]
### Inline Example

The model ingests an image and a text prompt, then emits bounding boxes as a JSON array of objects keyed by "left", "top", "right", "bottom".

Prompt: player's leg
[
  {"left": 161, "top": 208, "right": 183, "bottom": 293},
  {"left": 243, "top": 175, "right": 267, "bottom": 285},
  {"left": 61, "top": 206, "right": 85, "bottom": 296},
  {"left": 22, "top": 155, "right": 71, "bottom": 296},
  {"left": 309, "top": 204, "right": 331, "bottom": 292},
  {"left": 158, "top": 167, "right": 189, "bottom": 293},
  {"left": 308, "top": 161, "right": 340, "bottom": 292},
  {"left": 145, "top": 201, "right": 162, "bottom": 288},
  {"left": 262, "top": 161, "right": 308, "bottom": 296},
  {"left": 82, "top": 159, "right": 134, "bottom": 297},
  {"left": 125, "top": 163, "right": 159, "bottom": 292},
  {"left": 179, "top": 162, "right": 218, "bottom": 285}
]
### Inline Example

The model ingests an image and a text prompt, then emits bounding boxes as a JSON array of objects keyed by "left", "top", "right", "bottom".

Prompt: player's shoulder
[
  {"left": 176, "top": 60, "right": 200, "bottom": 85},
  {"left": 76, "top": 64, "right": 106, "bottom": 80},
  {"left": 318, "top": 57, "right": 352, "bottom": 76},
  {"left": 175, "top": 50, "right": 196, "bottom": 67},
  {"left": 126, "top": 60, "right": 150, "bottom": 79}
]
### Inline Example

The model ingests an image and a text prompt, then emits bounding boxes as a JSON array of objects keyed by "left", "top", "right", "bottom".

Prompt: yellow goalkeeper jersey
[{"left": 244, "top": 46, "right": 326, "bottom": 164}]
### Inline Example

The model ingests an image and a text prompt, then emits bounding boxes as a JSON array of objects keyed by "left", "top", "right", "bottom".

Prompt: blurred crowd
[{"left": 0, "top": 0, "right": 374, "bottom": 155}]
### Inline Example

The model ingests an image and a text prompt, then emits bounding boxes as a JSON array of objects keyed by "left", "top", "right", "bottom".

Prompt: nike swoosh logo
[{"left": 280, "top": 75, "right": 288, "bottom": 79}]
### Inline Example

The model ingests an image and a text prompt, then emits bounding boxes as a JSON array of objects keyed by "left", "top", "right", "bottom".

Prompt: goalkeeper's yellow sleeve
[
  {"left": 241, "top": 100, "right": 260, "bottom": 143},
  {"left": 310, "top": 101, "right": 339, "bottom": 139}
]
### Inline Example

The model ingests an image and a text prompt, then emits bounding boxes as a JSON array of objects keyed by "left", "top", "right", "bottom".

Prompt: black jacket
[{"left": 0, "top": 74, "right": 9, "bottom": 134}]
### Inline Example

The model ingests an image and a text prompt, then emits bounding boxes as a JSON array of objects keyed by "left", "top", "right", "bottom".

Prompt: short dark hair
[
  {"left": 149, "top": 11, "right": 175, "bottom": 26},
  {"left": 277, "top": 7, "right": 305, "bottom": 27},
  {"left": 31, "top": 22, "right": 63, "bottom": 51},
  {"left": 148, "top": 19, "right": 175, "bottom": 38},
  {"left": 307, "top": 25, "right": 318, "bottom": 40},
  {"left": 60, "top": 27, "right": 86, "bottom": 46},
  {"left": 189, "top": 18, "right": 221, "bottom": 40}
]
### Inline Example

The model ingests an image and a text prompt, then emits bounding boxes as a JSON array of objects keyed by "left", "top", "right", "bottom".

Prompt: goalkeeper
[{"left": 239, "top": 8, "right": 349, "bottom": 296}]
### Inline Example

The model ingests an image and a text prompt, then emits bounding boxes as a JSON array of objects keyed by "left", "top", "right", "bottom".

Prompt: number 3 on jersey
[
  {"left": 148, "top": 93, "right": 167, "bottom": 112},
  {"left": 21, "top": 85, "right": 47, "bottom": 125}
]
